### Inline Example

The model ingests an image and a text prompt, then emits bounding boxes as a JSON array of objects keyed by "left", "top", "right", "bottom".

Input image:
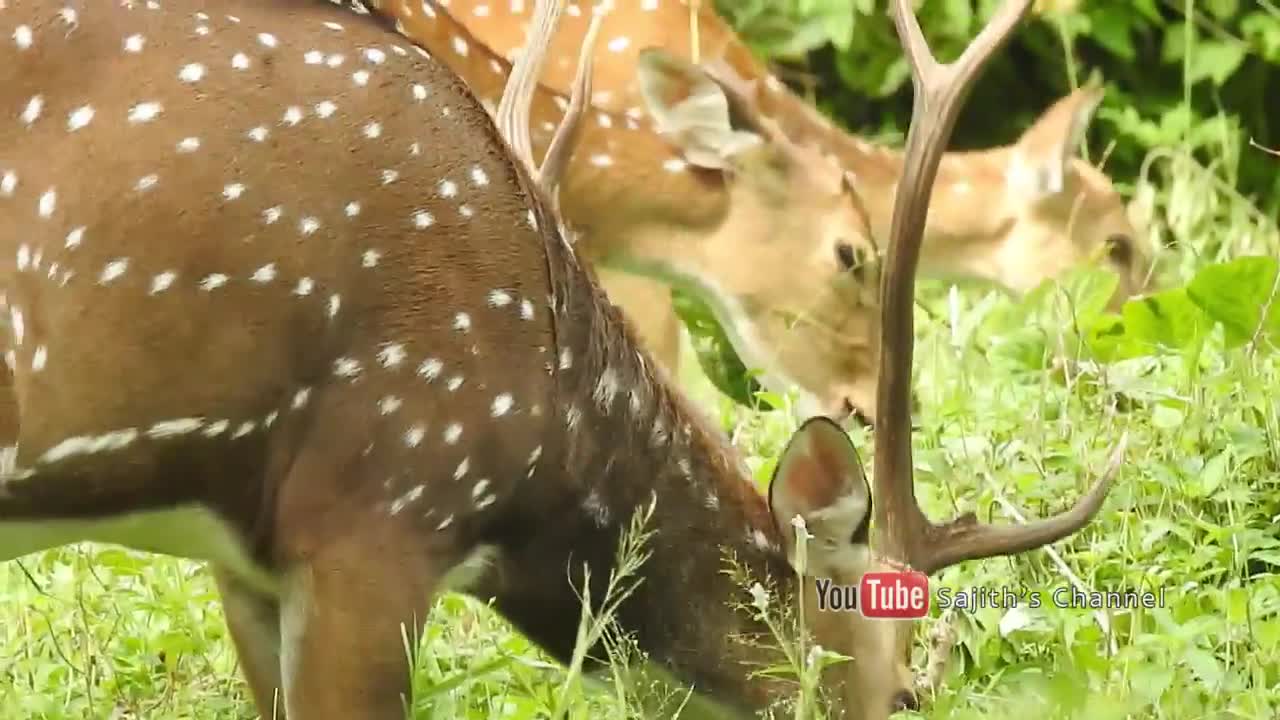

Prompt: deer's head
[
  {"left": 1002, "top": 86, "right": 1155, "bottom": 308},
  {"left": 767, "top": 418, "right": 917, "bottom": 718},
  {"left": 636, "top": 48, "right": 883, "bottom": 423}
]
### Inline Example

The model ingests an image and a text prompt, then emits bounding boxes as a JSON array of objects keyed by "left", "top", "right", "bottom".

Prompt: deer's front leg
[
  {"left": 276, "top": 520, "right": 439, "bottom": 720},
  {"left": 215, "top": 568, "right": 287, "bottom": 719}
]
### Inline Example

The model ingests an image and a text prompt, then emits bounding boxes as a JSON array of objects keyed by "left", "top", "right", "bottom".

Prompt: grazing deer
[
  {"left": 363, "top": 0, "right": 886, "bottom": 423},
  {"left": 372, "top": 0, "right": 1155, "bottom": 398},
  {"left": 0, "top": 2, "right": 1123, "bottom": 720}
]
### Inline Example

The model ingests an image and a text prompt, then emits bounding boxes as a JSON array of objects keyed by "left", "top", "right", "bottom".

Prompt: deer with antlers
[
  {"left": 366, "top": 0, "right": 1156, "bottom": 418},
  {"left": 0, "top": 0, "right": 1122, "bottom": 718}
]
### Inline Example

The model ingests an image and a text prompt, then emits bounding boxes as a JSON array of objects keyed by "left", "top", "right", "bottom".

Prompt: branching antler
[
  {"left": 871, "top": 0, "right": 1127, "bottom": 575},
  {"left": 494, "top": 0, "right": 605, "bottom": 205}
]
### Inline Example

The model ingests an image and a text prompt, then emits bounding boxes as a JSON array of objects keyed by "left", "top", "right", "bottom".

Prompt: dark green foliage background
[{"left": 717, "top": 0, "right": 1279, "bottom": 214}]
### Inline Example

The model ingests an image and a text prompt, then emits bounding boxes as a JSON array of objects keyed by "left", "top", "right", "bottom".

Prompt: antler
[
  {"left": 871, "top": 0, "right": 1127, "bottom": 576},
  {"left": 494, "top": 0, "right": 605, "bottom": 202}
]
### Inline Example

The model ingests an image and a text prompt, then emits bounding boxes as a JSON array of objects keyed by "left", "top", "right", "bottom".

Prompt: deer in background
[
  {"left": 365, "top": 0, "right": 889, "bottom": 423},
  {"left": 0, "top": 0, "right": 1123, "bottom": 719},
  {"left": 373, "top": 0, "right": 1156, "bottom": 402}
]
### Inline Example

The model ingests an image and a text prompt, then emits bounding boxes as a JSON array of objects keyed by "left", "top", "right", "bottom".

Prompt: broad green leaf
[
  {"left": 1185, "top": 40, "right": 1248, "bottom": 86},
  {"left": 1116, "top": 284, "right": 1203, "bottom": 353},
  {"left": 1087, "top": 6, "right": 1137, "bottom": 60},
  {"left": 1186, "top": 255, "right": 1280, "bottom": 348}
]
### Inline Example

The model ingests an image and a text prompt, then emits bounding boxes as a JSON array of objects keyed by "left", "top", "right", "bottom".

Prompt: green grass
[{"left": 3, "top": 117, "right": 1280, "bottom": 720}]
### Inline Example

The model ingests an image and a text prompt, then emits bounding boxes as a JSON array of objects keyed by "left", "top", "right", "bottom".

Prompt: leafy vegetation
[{"left": 3, "top": 1, "right": 1280, "bottom": 719}]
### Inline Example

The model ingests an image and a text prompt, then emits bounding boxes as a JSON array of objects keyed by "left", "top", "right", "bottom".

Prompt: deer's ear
[
  {"left": 1009, "top": 85, "right": 1105, "bottom": 199},
  {"left": 768, "top": 417, "right": 872, "bottom": 561},
  {"left": 637, "top": 48, "right": 764, "bottom": 171}
]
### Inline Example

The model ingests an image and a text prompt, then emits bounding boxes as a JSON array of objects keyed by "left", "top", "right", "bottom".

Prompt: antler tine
[
  {"left": 538, "top": 5, "right": 606, "bottom": 201},
  {"left": 494, "top": 0, "right": 563, "bottom": 180},
  {"left": 873, "top": 0, "right": 1122, "bottom": 575}
]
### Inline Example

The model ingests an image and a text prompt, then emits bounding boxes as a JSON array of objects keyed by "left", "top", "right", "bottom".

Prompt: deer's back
[{"left": 0, "top": 0, "right": 570, "bottom": 566}]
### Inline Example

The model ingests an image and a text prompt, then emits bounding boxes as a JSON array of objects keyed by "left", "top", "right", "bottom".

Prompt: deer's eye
[
  {"left": 1107, "top": 234, "right": 1133, "bottom": 266},
  {"left": 836, "top": 242, "right": 862, "bottom": 273}
]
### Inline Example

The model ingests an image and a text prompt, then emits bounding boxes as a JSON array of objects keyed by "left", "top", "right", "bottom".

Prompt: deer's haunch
[{"left": 0, "top": 1, "right": 1121, "bottom": 719}]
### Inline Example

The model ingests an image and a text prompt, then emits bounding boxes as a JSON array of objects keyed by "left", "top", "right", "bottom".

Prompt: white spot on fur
[
  {"left": 453, "top": 313, "right": 471, "bottom": 332},
  {"left": 443, "top": 423, "right": 462, "bottom": 445},
  {"left": 251, "top": 264, "right": 276, "bottom": 283},
  {"left": 404, "top": 424, "right": 426, "bottom": 447},
  {"left": 417, "top": 358, "right": 443, "bottom": 381},
  {"left": 150, "top": 271, "right": 177, "bottom": 294},
  {"left": 378, "top": 344, "right": 406, "bottom": 368},
  {"left": 99, "top": 259, "right": 129, "bottom": 285},
  {"left": 491, "top": 394, "right": 513, "bottom": 417},
  {"left": 67, "top": 105, "right": 95, "bottom": 132},
  {"left": 199, "top": 273, "right": 229, "bottom": 291},
  {"left": 129, "top": 102, "right": 163, "bottom": 124},
  {"left": 389, "top": 484, "right": 424, "bottom": 515},
  {"left": 38, "top": 189, "right": 57, "bottom": 218},
  {"left": 40, "top": 429, "right": 139, "bottom": 464},
  {"left": 333, "top": 357, "right": 362, "bottom": 378},
  {"left": 378, "top": 396, "right": 403, "bottom": 415},
  {"left": 178, "top": 63, "right": 206, "bottom": 83},
  {"left": 146, "top": 415, "right": 202, "bottom": 438}
]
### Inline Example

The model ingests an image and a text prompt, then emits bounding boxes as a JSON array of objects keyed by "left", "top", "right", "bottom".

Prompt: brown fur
[{"left": 0, "top": 1, "right": 914, "bottom": 718}]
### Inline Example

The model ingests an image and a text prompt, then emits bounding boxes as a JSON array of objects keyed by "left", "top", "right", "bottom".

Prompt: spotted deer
[
  {"left": 361, "top": 0, "right": 886, "bottom": 423},
  {"left": 371, "top": 0, "right": 1156, "bottom": 406},
  {"left": 0, "top": 1, "right": 1122, "bottom": 720}
]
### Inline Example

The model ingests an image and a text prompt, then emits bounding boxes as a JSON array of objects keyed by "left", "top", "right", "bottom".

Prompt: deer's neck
[
  {"left": 479, "top": 238, "right": 796, "bottom": 712},
  {"left": 756, "top": 82, "right": 1020, "bottom": 284},
  {"left": 537, "top": 116, "right": 731, "bottom": 266}
]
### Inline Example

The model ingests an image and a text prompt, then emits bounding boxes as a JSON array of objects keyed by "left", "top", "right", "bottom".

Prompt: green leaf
[
  {"left": 1186, "top": 255, "right": 1280, "bottom": 348},
  {"left": 671, "top": 289, "right": 774, "bottom": 409},
  {"left": 1185, "top": 40, "right": 1248, "bottom": 86},
  {"left": 1087, "top": 6, "right": 1137, "bottom": 60},
  {"left": 1116, "top": 288, "right": 1209, "bottom": 356}
]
